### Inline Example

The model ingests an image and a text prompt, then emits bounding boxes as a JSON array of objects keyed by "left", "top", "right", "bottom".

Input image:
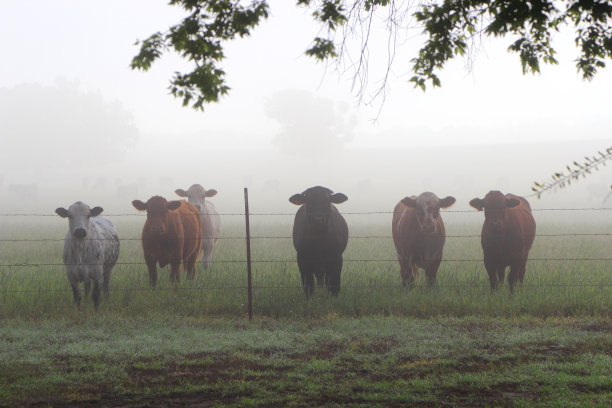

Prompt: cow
[
  {"left": 55, "top": 202, "right": 120, "bottom": 311},
  {"left": 131, "top": 196, "right": 202, "bottom": 287},
  {"left": 469, "top": 191, "right": 536, "bottom": 292},
  {"left": 289, "top": 186, "right": 348, "bottom": 298},
  {"left": 392, "top": 192, "right": 456, "bottom": 288},
  {"left": 175, "top": 184, "right": 221, "bottom": 269}
]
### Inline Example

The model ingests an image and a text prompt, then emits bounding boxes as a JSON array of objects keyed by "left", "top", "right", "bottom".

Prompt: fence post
[{"left": 244, "top": 187, "right": 253, "bottom": 322}]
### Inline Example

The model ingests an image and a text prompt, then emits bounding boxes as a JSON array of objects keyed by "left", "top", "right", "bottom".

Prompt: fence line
[
  {"left": 1, "top": 232, "right": 611, "bottom": 243},
  {"left": 1, "top": 258, "right": 611, "bottom": 268},
  {"left": 1, "top": 282, "right": 612, "bottom": 295},
  {"left": 1, "top": 207, "right": 612, "bottom": 217}
]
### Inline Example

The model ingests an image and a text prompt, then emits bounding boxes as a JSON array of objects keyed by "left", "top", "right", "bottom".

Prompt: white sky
[{"left": 0, "top": 0, "right": 611, "bottom": 213}]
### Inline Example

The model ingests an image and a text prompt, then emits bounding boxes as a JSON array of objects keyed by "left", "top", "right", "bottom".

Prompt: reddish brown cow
[
  {"left": 392, "top": 192, "right": 456, "bottom": 287},
  {"left": 132, "top": 196, "right": 202, "bottom": 287},
  {"left": 469, "top": 191, "right": 536, "bottom": 292}
]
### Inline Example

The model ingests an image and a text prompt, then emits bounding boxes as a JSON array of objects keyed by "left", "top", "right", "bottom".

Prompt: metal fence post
[{"left": 244, "top": 187, "right": 253, "bottom": 321}]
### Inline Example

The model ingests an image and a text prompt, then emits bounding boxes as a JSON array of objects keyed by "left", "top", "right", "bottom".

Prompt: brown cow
[
  {"left": 392, "top": 192, "right": 456, "bottom": 287},
  {"left": 469, "top": 191, "right": 536, "bottom": 292},
  {"left": 132, "top": 196, "right": 202, "bottom": 287}
]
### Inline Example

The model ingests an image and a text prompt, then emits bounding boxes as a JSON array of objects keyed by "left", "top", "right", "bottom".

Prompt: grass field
[{"left": 1, "top": 212, "right": 611, "bottom": 406}]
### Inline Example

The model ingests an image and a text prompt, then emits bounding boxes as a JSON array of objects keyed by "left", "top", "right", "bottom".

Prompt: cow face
[
  {"left": 401, "top": 192, "right": 456, "bottom": 233},
  {"left": 132, "top": 196, "right": 181, "bottom": 236},
  {"left": 289, "top": 186, "right": 348, "bottom": 232},
  {"left": 175, "top": 184, "right": 217, "bottom": 212},
  {"left": 55, "top": 201, "right": 103, "bottom": 239},
  {"left": 469, "top": 191, "right": 520, "bottom": 231}
]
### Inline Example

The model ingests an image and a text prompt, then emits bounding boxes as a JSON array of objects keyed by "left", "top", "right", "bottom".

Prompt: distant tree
[
  {"left": 131, "top": 0, "right": 612, "bottom": 110},
  {"left": 131, "top": 1, "right": 612, "bottom": 196}
]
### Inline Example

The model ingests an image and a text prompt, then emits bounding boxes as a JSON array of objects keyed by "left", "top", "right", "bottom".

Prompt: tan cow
[{"left": 392, "top": 192, "right": 456, "bottom": 287}]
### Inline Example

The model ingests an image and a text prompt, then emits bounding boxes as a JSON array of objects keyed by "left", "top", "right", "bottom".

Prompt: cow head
[
  {"left": 175, "top": 184, "right": 217, "bottom": 212},
  {"left": 55, "top": 201, "right": 103, "bottom": 239},
  {"left": 132, "top": 196, "right": 182, "bottom": 236},
  {"left": 401, "top": 192, "right": 456, "bottom": 233},
  {"left": 289, "top": 186, "right": 348, "bottom": 232},
  {"left": 469, "top": 191, "right": 520, "bottom": 231}
]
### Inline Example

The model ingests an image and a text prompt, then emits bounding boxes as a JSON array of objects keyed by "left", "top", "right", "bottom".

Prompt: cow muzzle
[
  {"left": 73, "top": 228, "right": 87, "bottom": 238},
  {"left": 421, "top": 223, "right": 436, "bottom": 234},
  {"left": 151, "top": 226, "right": 165, "bottom": 235}
]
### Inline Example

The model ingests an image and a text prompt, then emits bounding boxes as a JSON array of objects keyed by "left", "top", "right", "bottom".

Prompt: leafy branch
[{"left": 532, "top": 147, "right": 612, "bottom": 198}]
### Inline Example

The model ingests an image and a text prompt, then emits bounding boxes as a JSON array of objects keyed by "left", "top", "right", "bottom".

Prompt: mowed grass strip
[{"left": 1, "top": 316, "right": 611, "bottom": 407}]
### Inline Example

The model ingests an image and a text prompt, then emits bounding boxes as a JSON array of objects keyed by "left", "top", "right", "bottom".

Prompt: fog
[
  {"left": 0, "top": 1, "right": 611, "bottom": 220},
  {"left": 0, "top": 83, "right": 609, "bottom": 217}
]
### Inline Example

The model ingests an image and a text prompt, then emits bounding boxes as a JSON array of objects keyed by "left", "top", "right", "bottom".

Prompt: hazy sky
[{"left": 1, "top": 0, "right": 611, "bottom": 213}]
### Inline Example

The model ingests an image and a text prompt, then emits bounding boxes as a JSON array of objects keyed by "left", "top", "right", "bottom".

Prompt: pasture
[{"left": 1, "top": 210, "right": 611, "bottom": 406}]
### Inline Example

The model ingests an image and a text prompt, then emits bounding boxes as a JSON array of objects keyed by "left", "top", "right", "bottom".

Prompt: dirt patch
[{"left": 579, "top": 320, "right": 612, "bottom": 334}]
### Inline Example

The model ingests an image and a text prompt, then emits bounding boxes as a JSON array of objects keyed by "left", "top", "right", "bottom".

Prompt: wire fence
[
  {"left": 1, "top": 207, "right": 612, "bottom": 217},
  {"left": 1, "top": 206, "right": 611, "bottom": 300}
]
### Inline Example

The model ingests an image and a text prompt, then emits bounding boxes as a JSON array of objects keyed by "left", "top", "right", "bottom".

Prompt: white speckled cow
[
  {"left": 175, "top": 184, "right": 221, "bottom": 269},
  {"left": 55, "top": 201, "right": 120, "bottom": 310}
]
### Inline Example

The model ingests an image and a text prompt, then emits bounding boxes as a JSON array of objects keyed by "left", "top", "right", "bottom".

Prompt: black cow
[{"left": 289, "top": 186, "right": 349, "bottom": 298}]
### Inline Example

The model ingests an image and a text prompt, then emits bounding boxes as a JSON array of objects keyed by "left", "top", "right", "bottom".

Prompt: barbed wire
[
  {"left": 1, "top": 258, "right": 610, "bottom": 268},
  {"left": 1, "top": 282, "right": 611, "bottom": 295},
  {"left": 1, "top": 207, "right": 611, "bottom": 217},
  {"left": 0, "top": 232, "right": 610, "bottom": 243}
]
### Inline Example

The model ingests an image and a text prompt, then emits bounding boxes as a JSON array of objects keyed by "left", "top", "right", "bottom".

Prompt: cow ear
[
  {"left": 439, "top": 196, "right": 456, "bottom": 209},
  {"left": 167, "top": 200, "right": 182, "bottom": 211},
  {"left": 55, "top": 207, "right": 69, "bottom": 218},
  {"left": 401, "top": 197, "right": 417, "bottom": 208},
  {"left": 289, "top": 194, "right": 305, "bottom": 205},
  {"left": 205, "top": 189, "right": 217, "bottom": 197},
  {"left": 90, "top": 207, "right": 104, "bottom": 217},
  {"left": 175, "top": 189, "right": 188, "bottom": 197},
  {"left": 132, "top": 200, "right": 147, "bottom": 211},
  {"left": 506, "top": 198, "right": 520, "bottom": 208},
  {"left": 469, "top": 198, "right": 485, "bottom": 211},
  {"left": 330, "top": 193, "right": 348, "bottom": 204}
]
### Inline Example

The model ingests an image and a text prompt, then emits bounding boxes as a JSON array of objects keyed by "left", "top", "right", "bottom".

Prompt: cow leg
[
  {"left": 84, "top": 279, "right": 91, "bottom": 296},
  {"left": 145, "top": 256, "right": 158, "bottom": 288},
  {"left": 91, "top": 279, "right": 101, "bottom": 311},
  {"left": 201, "top": 254, "right": 212, "bottom": 270},
  {"left": 102, "top": 264, "right": 112, "bottom": 298},
  {"left": 517, "top": 258, "right": 527, "bottom": 284},
  {"left": 325, "top": 257, "right": 343, "bottom": 297},
  {"left": 508, "top": 263, "right": 521, "bottom": 293},
  {"left": 170, "top": 262, "right": 181, "bottom": 282},
  {"left": 185, "top": 254, "right": 198, "bottom": 280},
  {"left": 484, "top": 260, "right": 499, "bottom": 291},
  {"left": 497, "top": 266, "right": 506, "bottom": 288},
  {"left": 314, "top": 270, "right": 325, "bottom": 288},
  {"left": 399, "top": 256, "right": 415, "bottom": 288},
  {"left": 70, "top": 281, "right": 82, "bottom": 307},
  {"left": 297, "top": 253, "right": 315, "bottom": 298},
  {"left": 201, "top": 240, "right": 213, "bottom": 269},
  {"left": 425, "top": 260, "right": 441, "bottom": 287}
]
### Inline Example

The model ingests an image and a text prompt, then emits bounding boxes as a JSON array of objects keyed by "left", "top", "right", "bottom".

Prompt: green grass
[
  {"left": 0, "top": 218, "right": 610, "bottom": 319},
  {"left": 1, "top": 217, "right": 611, "bottom": 406},
  {"left": 1, "top": 316, "right": 611, "bottom": 407}
]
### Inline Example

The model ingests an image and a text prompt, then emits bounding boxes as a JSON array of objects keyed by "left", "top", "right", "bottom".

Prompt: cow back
[
  {"left": 176, "top": 201, "right": 202, "bottom": 261},
  {"left": 90, "top": 216, "right": 120, "bottom": 267},
  {"left": 201, "top": 200, "right": 221, "bottom": 243},
  {"left": 504, "top": 194, "right": 536, "bottom": 253}
]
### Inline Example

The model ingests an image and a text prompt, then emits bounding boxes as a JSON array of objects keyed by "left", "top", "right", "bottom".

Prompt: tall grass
[{"left": 0, "top": 213, "right": 610, "bottom": 320}]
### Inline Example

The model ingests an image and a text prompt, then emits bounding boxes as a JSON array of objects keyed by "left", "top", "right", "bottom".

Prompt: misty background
[{"left": 0, "top": 0, "right": 610, "bottom": 217}]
